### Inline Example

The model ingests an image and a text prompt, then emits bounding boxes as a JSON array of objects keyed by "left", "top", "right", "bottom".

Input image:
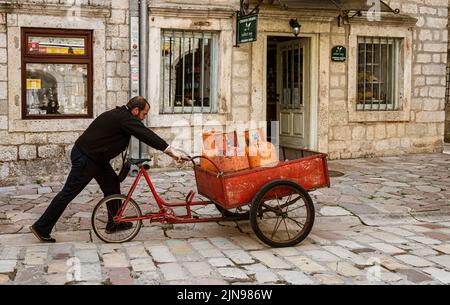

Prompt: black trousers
[{"left": 34, "top": 145, "right": 120, "bottom": 235}]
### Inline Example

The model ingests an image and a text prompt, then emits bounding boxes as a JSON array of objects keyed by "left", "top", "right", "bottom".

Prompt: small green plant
[{"left": 36, "top": 177, "right": 45, "bottom": 185}]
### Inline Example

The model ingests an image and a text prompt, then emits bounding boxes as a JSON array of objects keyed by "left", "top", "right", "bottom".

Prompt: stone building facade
[
  {"left": 325, "top": 0, "right": 448, "bottom": 159},
  {"left": 0, "top": 0, "right": 130, "bottom": 184},
  {"left": 445, "top": 0, "right": 450, "bottom": 142},
  {"left": 0, "top": 0, "right": 448, "bottom": 185}
]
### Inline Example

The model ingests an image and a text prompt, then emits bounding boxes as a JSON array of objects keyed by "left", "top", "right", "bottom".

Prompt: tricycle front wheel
[
  {"left": 92, "top": 194, "right": 142, "bottom": 243},
  {"left": 250, "top": 180, "right": 315, "bottom": 248}
]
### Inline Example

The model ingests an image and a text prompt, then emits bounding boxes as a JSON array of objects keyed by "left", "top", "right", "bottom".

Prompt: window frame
[
  {"left": 160, "top": 29, "right": 218, "bottom": 114},
  {"left": 21, "top": 27, "right": 94, "bottom": 120},
  {"left": 347, "top": 25, "right": 412, "bottom": 123},
  {"left": 356, "top": 36, "right": 403, "bottom": 111}
]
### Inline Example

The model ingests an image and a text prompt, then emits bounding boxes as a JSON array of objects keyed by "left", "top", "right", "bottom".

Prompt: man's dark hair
[{"left": 127, "top": 96, "right": 150, "bottom": 111}]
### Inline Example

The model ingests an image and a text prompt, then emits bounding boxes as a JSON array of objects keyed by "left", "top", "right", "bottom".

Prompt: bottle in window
[
  {"left": 30, "top": 91, "right": 39, "bottom": 114},
  {"left": 46, "top": 88, "right": 59, "bottom": 114},
  {"left": 39, "top": 93, "right": 47, "bottom": 109}
]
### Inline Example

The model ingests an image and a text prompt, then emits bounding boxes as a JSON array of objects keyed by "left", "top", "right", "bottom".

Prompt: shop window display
[{"left": 21, "top": 28, "right": 92, "bottom": 119}]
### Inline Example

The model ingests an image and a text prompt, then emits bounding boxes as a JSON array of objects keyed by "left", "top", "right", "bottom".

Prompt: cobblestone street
[{"left": 1, "top": 152, "right": 450, "bottom": 285}]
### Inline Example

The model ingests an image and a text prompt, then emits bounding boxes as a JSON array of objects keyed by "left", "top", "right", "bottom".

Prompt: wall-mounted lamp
[{"left": 289, "top": 19, "right": 301, "bottom": 37}]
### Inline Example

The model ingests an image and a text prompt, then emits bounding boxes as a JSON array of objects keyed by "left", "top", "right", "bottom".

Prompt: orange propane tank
[
  {"left": 246, "top": 141, "right": 279, "bottom": 169},
  {"left": 200, "top": 147, "right": 250, "bottom": 173},
  {"left": 245, "top": 128, "right": 266, "bottom": 146},
  {"left": 202, "top": 130, "right": 237, "bottom": 155},
  {"left": 201, "top": 130, "right": 249, "bottom": 173}
]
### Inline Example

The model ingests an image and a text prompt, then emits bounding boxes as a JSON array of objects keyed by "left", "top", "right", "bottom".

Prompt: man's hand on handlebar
[{"left": 164, "top": 146, "right": 190, "bottom": 164}]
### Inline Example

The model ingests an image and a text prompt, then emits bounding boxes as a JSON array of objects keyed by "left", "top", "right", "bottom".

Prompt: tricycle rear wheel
[{"left": 250, "top": 180, "right": 315, "bottom": 247}]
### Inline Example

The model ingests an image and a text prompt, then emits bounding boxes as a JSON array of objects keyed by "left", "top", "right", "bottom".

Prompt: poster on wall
[{"left": 26, "top": 79, "right": 41, "bottom": 90}]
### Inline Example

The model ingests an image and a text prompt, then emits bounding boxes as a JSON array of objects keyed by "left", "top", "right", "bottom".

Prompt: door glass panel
[
  {"left": 282, "top": 50, "right": 289, "bottom": 107},
  {"left": 299, "top": 48, "right": 304, "bottom": 106},
  {"left": 293, "top": 48, "right": 300, "bottom": 108},
  {"left": 287, "top": 49, "right": 292, "bottom": 107},
  {"left": 281, "top": 46, "right": 303, "bottom": 110}
]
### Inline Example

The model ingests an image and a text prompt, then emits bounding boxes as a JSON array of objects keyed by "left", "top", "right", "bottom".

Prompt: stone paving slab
[
  {"left": 0, "top": 153, "right": 450, "bottom": 284},
  {"left": 0, "top": 221, "right": 447, "bottom": 285},
  {"left": 0, "top": 231, "right": 91, "bottom": 246}
]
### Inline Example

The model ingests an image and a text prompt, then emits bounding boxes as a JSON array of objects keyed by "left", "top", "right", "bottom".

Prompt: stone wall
[
  {"left": 445, "top": 0, "right": 450, "bottom": 142},
  {"left": 0, "top": 0, "right": 116, "bottom": 185},
  {"left": 105, "top": 0, "right": 130, "bottom": 110},
  {"left": 327, "top": 0, "right": 448, "bottom": 159},
  {"left": 0, "top": 0, "right": 449, "bottom": 185},
  {"left": 0, "top": 10, "right": 8, "bottom": 181}
]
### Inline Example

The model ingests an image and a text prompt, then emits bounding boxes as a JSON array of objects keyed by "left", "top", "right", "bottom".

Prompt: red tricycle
[{"left": 91, "top": 147, "right": 330, "bottom": 247}]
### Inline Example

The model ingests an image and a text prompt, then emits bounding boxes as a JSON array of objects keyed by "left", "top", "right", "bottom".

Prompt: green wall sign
[
  {"left": 331, "top": 45, "right": 347, "bottom": 62},
  {"left": 237, "top": 14, "right": 258, "bottom": 44}
]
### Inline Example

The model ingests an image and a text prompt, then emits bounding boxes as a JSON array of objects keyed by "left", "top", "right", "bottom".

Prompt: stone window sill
[{"left": 348, "top": 108, "right": 410, "bottom": 123}]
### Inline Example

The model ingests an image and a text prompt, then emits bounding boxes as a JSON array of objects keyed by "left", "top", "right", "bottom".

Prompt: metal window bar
[
  {"left": 210, "top": 37, "right": 214, "bottom": 114},
  {"left": 388, "top": 39, "right": 393, "bottom": 110},
  {"left": 191, "top": 32, "right": 195, "bottom": 114},
  {"left": 201, "top": 33, "right": 205, "bottom": 113},
  {"left": 161, "top": 31, "right": 166, "bottom": 112},
  {"left": 393, "top": 39, "right": 399, "bottom": 111},
  {"left": 378, "top": 38, "right": 382, "bottom": 111},
  {"left": 363, "top": 41, "right": 366, "bottom": 109},
  {"left": 371, "top": 38, "right": 374, "bottom": 111},
  {"left": 182, "top": 32, "right": 186, "bottom": 114},
  {"left": 389, "top": 39, "right": 395, "bottom": 110},
  {"left": 210, "top": 37, "right": 216, "bottom": 114},
  {"left": 170, "top": 32, "right": 174, "bottom": 113},
  {"left": 381, "top": 39, "right": 386, "bottom": 111},
  {"left": 387, "top": 40, "right": 391, "bottom": 110}
]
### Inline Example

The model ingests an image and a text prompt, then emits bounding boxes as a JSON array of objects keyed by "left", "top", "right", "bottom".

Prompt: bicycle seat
[{"left": 127, "top": 158, "right": 152, "bottom": 165}]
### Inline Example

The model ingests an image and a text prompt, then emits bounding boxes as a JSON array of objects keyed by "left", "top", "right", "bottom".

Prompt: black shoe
[
  {"left": 105, "top": 221, "right": 133, "bottom": 234},
  {"left": 29, "top": 225, "right": 56, "bottom": 243}
]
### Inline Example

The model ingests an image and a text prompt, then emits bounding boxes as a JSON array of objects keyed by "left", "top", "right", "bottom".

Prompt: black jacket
[{"left": 75, "top": 106, "right": 169, "bottom": 163}]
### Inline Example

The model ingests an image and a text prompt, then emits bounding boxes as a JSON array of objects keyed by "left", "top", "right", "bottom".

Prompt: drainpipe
[
  {"left": 129, "top": 0, "right": 148, "bottom": 160},
  {"left": 139, "top": 0, "right": 149, "bottom": 158},
  {"left": 129, "top": 0, "right": 140, "bottom": 161}
]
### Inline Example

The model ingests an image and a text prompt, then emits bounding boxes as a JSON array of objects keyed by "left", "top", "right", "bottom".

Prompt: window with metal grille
[
  {"left": 357, "top": 36, "right": 403, "bottom": 111},
  {"left": 161, "top": 30, "right": 218, "bottom": 114}
]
